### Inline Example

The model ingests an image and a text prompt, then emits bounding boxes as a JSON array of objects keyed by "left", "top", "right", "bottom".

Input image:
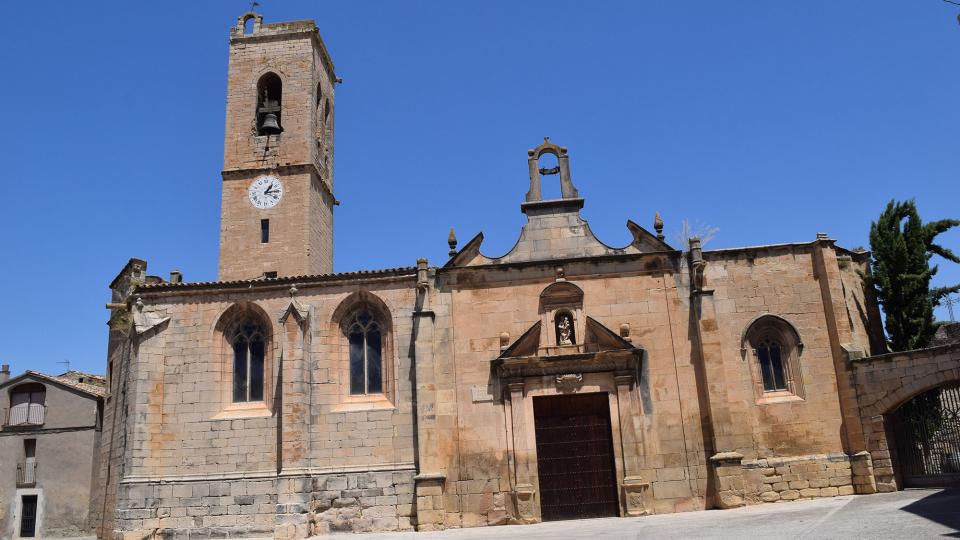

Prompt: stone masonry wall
[
  {"left": 113, "top": 471, "right": 415, "bottom": 539},
  {"left": 742, "top": 454, "right": 855, "bottom": 503}
]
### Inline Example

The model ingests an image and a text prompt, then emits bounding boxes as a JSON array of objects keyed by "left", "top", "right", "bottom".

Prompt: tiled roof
[
  {"left": 136, "top": 266, "right": 418, "bottom": 292},
  {"left": 17, "top": 370, "right": 107, "bottom": 398}
]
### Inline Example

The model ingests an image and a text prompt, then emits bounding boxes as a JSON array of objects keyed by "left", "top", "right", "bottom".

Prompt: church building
[{"left": 92, "top": 11, "right": 960, "bottom": 540}]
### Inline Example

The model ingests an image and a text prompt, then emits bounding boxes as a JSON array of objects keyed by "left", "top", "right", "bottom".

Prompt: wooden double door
[{"left": 533, "top": 392, "right": 620, "bottom": 521}]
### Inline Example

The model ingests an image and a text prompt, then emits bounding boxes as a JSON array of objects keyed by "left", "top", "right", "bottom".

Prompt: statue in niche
[{"left": 556, "top": 313, "right": 575, "bottom": 346}]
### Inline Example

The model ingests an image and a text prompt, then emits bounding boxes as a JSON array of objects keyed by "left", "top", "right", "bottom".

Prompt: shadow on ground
[{"left": 901, "top": 488, "right": 960, "bottom": 537}]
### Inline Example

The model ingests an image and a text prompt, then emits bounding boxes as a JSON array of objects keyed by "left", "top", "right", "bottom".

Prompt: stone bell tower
[{"left": 218, "top": 12, "right": 337, "bottom": 281}]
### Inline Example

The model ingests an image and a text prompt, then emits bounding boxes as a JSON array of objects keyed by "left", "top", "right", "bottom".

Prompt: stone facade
[{"left": 90, "top": 10, "right": 960, "bottom": 540}]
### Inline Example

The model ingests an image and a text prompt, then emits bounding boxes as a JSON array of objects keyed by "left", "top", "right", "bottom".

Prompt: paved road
[{"left": 334, "top": 489, "right": 960, "bottom": 539}]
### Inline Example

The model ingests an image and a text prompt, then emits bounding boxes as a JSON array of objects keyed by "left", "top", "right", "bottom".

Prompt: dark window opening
[
  {"left": 261, "top": 219, "right": 269, "bottom": 243},
  {"left": 232, "top": 321, "right": 266, "bottom": 402},
  {"left": 256, "top": 73, "right": 283, "bottom": 135},
  {"left": 264, "top": 271, "right": 277, "bottom": 279},
  {"left": 757, "top": 338, "right": 787, "bottom": 391},
  {"left": 24, "top": 439, "right": 36, "bottom": 458},
  {"left": 347, "top": 308, "right": 383, "bottom": 395}
]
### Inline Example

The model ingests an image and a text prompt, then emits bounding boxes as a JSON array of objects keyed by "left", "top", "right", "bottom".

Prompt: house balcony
[
  {"left": 16, "top": 461, "right": 36, "bottom": 488},
  {"left": 3, "top": 404, "right": 45, "bottom": 428}
]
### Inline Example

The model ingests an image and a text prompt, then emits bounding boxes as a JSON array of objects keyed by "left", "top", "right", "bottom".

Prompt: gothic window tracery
[
  {"left": 756, "top": 337, "right": 787, "bottom": 392},
  {"left": 232, "top": 321, "right": 266, "bottom": 402},
  {"left": 742, "top": 314, "right": 804, "bottom": 400},
  {"left": 347, "top": 308, "right": 383, "bottom": 395}
]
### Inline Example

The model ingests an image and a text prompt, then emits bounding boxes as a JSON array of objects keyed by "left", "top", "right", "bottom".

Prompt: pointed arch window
[
  {"left": 742, "top": 314, "right": 804, "bottom": 400},
  {"left": 232, "top": 321, "right": 266, "bottom": 402},
  {"left": 347, "top": 309, "right": 382, "bottom": 395},
  {"left": 756, "top": 337, "right": 787, "bottom": 392}
]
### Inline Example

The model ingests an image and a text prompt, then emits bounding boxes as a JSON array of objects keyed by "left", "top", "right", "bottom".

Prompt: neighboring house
[{"left": 0, "top": 366, "right": 105, "bottom": 538}]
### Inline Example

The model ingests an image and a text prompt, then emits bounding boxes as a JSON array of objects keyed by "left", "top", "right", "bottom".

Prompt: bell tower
[{"left": 218, "top": 12, "right": 337, "bottom": 281}]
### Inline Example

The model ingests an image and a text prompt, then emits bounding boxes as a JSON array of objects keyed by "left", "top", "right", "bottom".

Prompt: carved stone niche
[{"left": 539, "top": 281, "right": 585, "bottom": 354}]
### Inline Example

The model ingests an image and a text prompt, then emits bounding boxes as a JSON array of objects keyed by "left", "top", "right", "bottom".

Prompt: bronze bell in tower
[{"left": 259, "top": 112, "right": 282, "bottom": 134}]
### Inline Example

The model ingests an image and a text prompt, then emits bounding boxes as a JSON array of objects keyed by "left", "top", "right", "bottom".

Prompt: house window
[
  {"left": 347, "top": 309, "right": 382, "bottom": 395},
  {"left": 756, "top": 337, "right": 787, "bottom": 391},
  {"left": 7, "top": 384, "right": 45, "bottom": 426},
  {"left": 232, "top": 322, "right": 266, "bottom": 402}
]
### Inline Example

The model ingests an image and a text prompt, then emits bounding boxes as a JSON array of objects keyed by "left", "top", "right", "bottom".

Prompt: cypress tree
[{"left": 865, "top": 200, "right": 960, "bottom": 352}]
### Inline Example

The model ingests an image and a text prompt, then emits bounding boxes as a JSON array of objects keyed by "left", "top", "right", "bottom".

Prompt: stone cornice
[
  {"left": 229, "top": 28, "right": 337, "bottom": 83},
  {"left": 439, "top": 250, "right": 681, "bottom": 277},
  {"left": 133, "top": 268, "right": 417, "bottom": 299}
]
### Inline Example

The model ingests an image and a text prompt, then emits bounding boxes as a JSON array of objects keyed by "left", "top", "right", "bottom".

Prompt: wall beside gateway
[{"left": 702, "top": 244, "right": 851, "bottom": 459}]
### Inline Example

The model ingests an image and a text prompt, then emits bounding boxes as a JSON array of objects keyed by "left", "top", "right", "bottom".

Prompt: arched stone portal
[
  {"left": 851, "top": 342, "right": 960, "bottom": 492},
  {"left": 886, "top": 383, "right": 960, "bottom": 487}
]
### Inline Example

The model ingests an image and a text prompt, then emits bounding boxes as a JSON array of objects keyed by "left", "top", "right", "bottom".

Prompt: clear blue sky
[{"left": 1, "top": 1, "right": 958, "bottom": 377}]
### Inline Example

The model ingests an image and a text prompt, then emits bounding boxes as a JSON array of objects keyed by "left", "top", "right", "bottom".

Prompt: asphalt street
[{"left": 334, "top": 489, "right": 960, "bottom": 540}]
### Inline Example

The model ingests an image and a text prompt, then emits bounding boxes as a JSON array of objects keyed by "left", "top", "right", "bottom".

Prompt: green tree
[{"left": 865, "top": 200, "right": 960, "bottom": 352}]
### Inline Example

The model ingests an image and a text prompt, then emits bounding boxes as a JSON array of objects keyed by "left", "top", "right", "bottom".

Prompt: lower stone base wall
[
  {"left": 742, "top": 453, "right": 855, "bottom": 504},
  {"left": 112, "top": 470, "right": 415, "bottom": 540},
  {"left": 308, "top": 470, "right": 415, "bottom": 534},
  {"left": 114, "top": 478, "right": 278, "bottom": 540}
]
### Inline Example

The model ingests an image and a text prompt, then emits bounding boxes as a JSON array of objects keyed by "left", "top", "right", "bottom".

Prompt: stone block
[
  {"left": 760, "top": 491, "right": 780, "bottom": 502},
  {"left": 780, "top": 490, "right": 800, "bottom": 500},
  {"left": 820, "top": 487, "right": 839, "bottom": 497}
]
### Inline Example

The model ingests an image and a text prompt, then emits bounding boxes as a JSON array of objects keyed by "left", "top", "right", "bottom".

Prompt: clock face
[{"left": 248, "top": 175, "right": 284, "bottom": 209}]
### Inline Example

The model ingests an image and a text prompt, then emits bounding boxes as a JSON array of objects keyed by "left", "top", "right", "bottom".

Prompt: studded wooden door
[{"left": 533, "top": 392, "right": 620, "bottom": 521}]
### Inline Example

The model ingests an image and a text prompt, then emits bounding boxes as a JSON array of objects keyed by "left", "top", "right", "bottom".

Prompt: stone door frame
[{"left": 502, "top": 365, "right": 648, "bottom": 522}]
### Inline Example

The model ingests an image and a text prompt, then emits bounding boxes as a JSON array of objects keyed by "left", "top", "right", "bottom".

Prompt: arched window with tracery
[
  {"left": 232, "top": 320, "right": 266, "bottom": 402},
  {"left": 742, "top": 314, "right": 804, "bottom": 400},
  {"left": 756, "top": 337, "right": 787, "bottom": 392},
  {"left": 347, "top": 309, "right": 383, "bottom": 395}
]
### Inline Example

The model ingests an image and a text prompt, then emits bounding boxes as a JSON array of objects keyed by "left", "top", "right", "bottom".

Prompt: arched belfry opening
[
  {"left": 525, "top": 137, "right": 579, "bottom": 203},
  {"left": 256, "top": 72, "right": 283, "bottom": 135}
]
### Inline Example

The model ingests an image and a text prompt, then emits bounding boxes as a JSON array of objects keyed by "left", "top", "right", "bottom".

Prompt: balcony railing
[
  {"left": 17, "top": 461, "right": 36, "bottom": 487},
  {"left": 4, "top": 404, "right": 45, "bottom": 427}
]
